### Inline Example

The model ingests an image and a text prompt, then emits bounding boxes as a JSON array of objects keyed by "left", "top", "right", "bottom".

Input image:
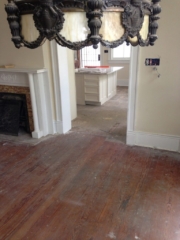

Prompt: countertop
[{"left": 75, "top": 67, "right": 123, "bottom": 75}]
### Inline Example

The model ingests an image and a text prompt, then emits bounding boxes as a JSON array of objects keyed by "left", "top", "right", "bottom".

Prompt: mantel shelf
[{"left": 0, "top": 68, "right": 47, "bottom": 74}]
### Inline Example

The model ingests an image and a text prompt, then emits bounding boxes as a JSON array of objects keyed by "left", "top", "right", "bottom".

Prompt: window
[
  {"left": 109, "top": 43, "right": 131, "bottom": 63},
  {"left": 81, "top": 45, "right": 101, "bottom": 68}
]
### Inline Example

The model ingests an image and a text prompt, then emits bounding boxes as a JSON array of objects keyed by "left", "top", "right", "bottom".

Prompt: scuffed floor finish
[
  {"left": 0, "top": 87, "right": 128, "bottom": 146},
  {"left": 72, "top": 87, "right": 128, "bottom": 143},
  {"left": 0, "top": 132, "right": 180, "bottom": 240}
]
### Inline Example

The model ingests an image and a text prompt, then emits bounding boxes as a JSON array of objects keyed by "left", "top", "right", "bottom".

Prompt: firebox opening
[{"left": 0, "top": 92, "right": 31, "bottom": 136}]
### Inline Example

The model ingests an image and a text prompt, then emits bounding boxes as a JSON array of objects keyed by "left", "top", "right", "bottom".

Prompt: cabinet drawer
[
  {"left": 84, "top": 86, "right": 99, "bottom": 94},
  {"left": 85, "top": 93, "right": 99, "bottom": 102},
  {"left": 84, "top": 75, "right": 99, "bottom": 81},
  {"left": 84, "top": 80, "right": 99, "bottom": 87}
]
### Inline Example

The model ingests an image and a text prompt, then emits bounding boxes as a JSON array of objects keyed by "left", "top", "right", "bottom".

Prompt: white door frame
[
  {"left": 50, "top": 41, "right": 139, "bottom": 142},
  {"left": 126, "top": 46, "right": 139, "bottom": 145},
  {"left": 50, "top": 41, "right": 71, "bottom": 134},
  {"left": 126, "top": 47, "right": 139, "bottom": 144}
]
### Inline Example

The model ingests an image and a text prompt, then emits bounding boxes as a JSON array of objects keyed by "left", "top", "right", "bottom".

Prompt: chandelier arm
[
  {"left": 21, "top": 35, "right": 46, "bottom": 49},
  {"left": 100, "top": 32, "right": 128, "bottom": 48},
  {"left": 54, "top": 37, "right": 65, "bottom": 47},
  {"left": 149, "top": 0, "right": 161, "bottom": 46},
  {"left": 86, "top": 0, "right": 103, "bottom": 49},
  {"left": 5, "top": 0, "right": 22, "bottom": 49},
  {"left": 137, "top": 33, "right": 150, "bottom": 47},
  {"left": 55, "top": 33, "right": 91, "bottom": 50}
]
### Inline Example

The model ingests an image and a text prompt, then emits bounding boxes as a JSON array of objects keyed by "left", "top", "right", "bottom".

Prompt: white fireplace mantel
[{"left": 0, "top": 67, "right": 54, "bottom": 138}]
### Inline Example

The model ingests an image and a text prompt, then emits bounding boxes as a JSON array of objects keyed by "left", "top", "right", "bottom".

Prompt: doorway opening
[{"left": 72, "top": 44, "right": 130, "bottom": 143}]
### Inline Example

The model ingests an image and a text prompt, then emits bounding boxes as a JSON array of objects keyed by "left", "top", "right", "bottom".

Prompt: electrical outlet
[{"left": 145, "top": 58, "right": 160, "bottom": 66}]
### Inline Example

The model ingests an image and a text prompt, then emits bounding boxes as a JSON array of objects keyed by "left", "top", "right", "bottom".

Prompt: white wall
[
  {"left": 0, "top": 0, "right": 44, "bottom": 68},
  {"left": 135, "top": 0, "right": 180, "bottom": 137},
  {"left": 101, "top": 46, "right": 130, "bottom": 86}
]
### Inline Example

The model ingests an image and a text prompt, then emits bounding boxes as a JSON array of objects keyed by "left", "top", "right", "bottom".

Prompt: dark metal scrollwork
[
  {"left": 100, "top": 32, "right": 129, "bottom": 48},
  {"left": 86, "top": 0, "right": 103, "bottom": 49},
  {"left": 121, "top": 0, "right": 144, "bottom": 38},
  {"left": 55, "top": 34, "right": 90, "bottom": 50},
  {"left": 33, "top": 0, "right": 65, "bottom": 40},
  {"left": 5, "top": 0, "right": 161, "bottom": 50},
  {"left": 5, "top": 0, "right": 22, "bottom": 48},
  {"left": 149, "top": 0, "right": 161, "bottom": 46}
]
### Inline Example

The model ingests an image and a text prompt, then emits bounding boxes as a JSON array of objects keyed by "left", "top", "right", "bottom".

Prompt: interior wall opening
[{"left": 72, "top": 44, "right": 131, "bottom": 143}]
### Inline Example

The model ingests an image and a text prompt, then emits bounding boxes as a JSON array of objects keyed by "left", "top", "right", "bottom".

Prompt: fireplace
[
  {"left": 0, "top": 85, "right": 34, "bottom": 134},
  {"left": 0, "top": 68, "right": 54, "bottom": 138},
  {"left": 0, "top": 92, "right": 31, "bottom": 136}
]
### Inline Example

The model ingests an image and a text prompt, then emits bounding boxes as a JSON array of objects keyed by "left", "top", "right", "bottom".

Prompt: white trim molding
[
  {"left": 127, "top": 47, "right": 139, "bottom": 133},
  {"left": 126, "top": 48, "right": 180, "bottom": 153},
  {"left": 127, "top": 131, "right": 180, "bottom": 153},
  {"left": 0, "top": 68, "right": 54, "bottom": 139},
  {"left": 53, "top": 120, "right": 63, "bottom": 134},
  {"left": 50, "top": 40, "right": 71, "bottom": 134}
]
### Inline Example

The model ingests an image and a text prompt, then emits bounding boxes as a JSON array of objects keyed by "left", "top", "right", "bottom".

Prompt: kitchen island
[{"left": 75, "top": 67, "right": 123, "bottom": 105}]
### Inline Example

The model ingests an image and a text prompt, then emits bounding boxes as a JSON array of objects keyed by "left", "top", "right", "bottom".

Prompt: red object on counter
[{"left": 84, "top": 66, "right": 109, "bottom": 68}]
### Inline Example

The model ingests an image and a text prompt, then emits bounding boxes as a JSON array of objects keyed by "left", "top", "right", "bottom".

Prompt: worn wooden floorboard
[
  {"left": 0, "top": 134, "right": 90, "bottom": 219},
  {"left": 0, "top": 133, "right": 180, "bottom": 240}
]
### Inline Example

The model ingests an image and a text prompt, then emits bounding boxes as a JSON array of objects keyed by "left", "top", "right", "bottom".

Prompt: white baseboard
[
  {"left": 53, "top": 120, "right": 63, "bottom": 134},
  {"left": 53, "top": 120, "right": 71, "bottom": 134},
  {"left": 31, "top": 131, "right": 43, "bottom": 139},
  {"left": 117, "top": 79, "right": 129, "bottom": 87},
  {"left": 127, "top": 131, "right": 180, "bottom": 153}
]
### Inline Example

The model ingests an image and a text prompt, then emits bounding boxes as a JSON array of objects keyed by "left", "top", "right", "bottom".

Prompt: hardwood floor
[{"left": 0, "top": 132, "right": 180, "bottom": 240}]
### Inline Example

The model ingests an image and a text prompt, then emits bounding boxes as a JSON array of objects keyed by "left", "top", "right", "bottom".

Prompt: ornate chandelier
[{"left": 5, "top": 0, "right": 161, "bottom": 50}]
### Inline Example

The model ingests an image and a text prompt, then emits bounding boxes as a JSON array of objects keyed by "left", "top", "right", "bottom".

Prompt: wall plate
[{"left": 145, "top": 58, "right": 160, "bottom": 66}]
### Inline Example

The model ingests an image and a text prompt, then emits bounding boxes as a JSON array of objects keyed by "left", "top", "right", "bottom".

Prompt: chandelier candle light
[{"left": 5, "top": 0, "right": 161, "bottom": 50}]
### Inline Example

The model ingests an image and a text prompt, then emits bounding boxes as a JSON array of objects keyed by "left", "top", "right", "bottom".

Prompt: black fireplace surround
[{"left": 0, "top": 92, "right": 30, "bottom": 136}]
